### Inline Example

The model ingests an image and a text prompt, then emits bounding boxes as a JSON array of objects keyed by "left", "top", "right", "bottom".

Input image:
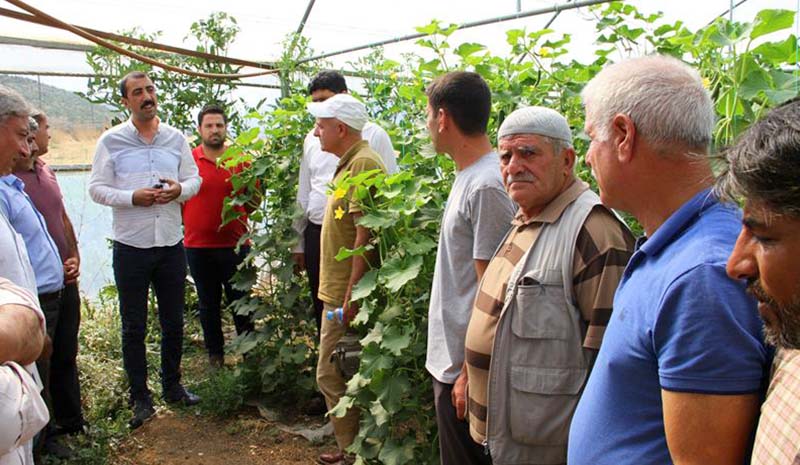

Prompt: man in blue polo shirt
[{"left": 568, "top": 55, "right": 769, "bottom": 464}]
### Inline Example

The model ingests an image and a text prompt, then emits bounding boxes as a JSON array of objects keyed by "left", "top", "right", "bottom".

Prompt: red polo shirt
[{"left": 183, "top": 146, "right": 248, "bottom": 248}]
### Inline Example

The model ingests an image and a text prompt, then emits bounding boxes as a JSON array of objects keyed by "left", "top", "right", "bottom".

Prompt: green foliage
[{"left": 81, "top": 12, "right": 254, "bottom": 134}]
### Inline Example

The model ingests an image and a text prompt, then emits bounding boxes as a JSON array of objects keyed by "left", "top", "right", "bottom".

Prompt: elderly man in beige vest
[{"left": 463, "top": 106, "right": 634, "bottom": 464}]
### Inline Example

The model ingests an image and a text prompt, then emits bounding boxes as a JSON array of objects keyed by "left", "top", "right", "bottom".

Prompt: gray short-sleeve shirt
[{"left": 426, "top": 152, "right": 517, "bottom": 384}]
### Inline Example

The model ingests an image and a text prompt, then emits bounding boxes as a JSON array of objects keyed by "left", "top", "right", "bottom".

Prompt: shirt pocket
[
  {"left": 511, "top": 269, "right": 570, "bottom": 340},
  {"left": 508, "top": 365, "right": 586, "bottom": 448}
]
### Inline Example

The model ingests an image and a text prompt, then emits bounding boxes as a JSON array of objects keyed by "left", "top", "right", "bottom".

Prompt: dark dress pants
[
  {"left": 50, "top": 282, "right": 84, "bottom": 430},
  {"left": 433, "top": 377, "right": 493, "bottom": 465},
  {"left": 113, "top": 241, "right": 186, "bottom": 402},
  {"left": 185, "top": 246, "right": 254, "bottom": 357},
  {"left": 303, "top": 222, "right": 324, "bottom": 337}
]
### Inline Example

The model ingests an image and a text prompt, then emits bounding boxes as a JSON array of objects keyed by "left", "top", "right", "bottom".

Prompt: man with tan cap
[
  {"left": 308, "top": 93, "right": 387, "bottom": 465},
  {"left": 463, "top": 106, "right": 634, "bottom": 464}
]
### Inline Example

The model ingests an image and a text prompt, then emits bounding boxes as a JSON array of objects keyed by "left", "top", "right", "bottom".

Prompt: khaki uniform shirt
[{"left": 318, "top": 140, "right": 386, "bottom": 306}]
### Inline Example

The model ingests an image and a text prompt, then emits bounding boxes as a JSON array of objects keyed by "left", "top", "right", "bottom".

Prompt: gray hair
[
  {"left": 0, "top": 85, "right": 32, "bottom": 124},
  {"left": 28, "top": 116, "right": 38, "bottom": 133},
  {"left": 30, "top": 108, "right": 47, "bottom": 124},
  {"left": 715, "top": 98, "right": 800, "bottom": 217},
  {"left": 581, "top": 55, "right": 715, "bottom": 153}
]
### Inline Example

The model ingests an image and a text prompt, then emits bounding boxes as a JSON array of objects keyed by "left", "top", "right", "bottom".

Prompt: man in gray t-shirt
[{"left": 424, "top": 72, "right": 516, "bottom": 465}]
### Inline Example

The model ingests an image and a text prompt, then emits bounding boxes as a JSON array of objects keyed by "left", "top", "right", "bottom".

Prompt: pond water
[{"left": 58, "top": 170, "right": 114, "bottom": 299}]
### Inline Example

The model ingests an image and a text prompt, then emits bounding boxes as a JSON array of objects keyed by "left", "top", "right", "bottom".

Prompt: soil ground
[{"left": 109, "top": 402, "right": 333, "bottom": 465}]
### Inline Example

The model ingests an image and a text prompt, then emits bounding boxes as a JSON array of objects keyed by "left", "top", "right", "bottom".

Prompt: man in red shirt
[{"left": 183, "top": 104, "right": 254, "bottom": 368}]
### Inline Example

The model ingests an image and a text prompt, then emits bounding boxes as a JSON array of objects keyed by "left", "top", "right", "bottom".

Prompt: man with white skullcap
[
  {"left": 307, "top": 93, "right": 387, "bottom": 465},
  {"left": 462, "top": 106, "right": 634, "bottom": 464}
]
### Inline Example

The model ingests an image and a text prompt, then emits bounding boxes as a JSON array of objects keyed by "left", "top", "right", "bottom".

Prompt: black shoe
[
  {"left": 164, "top": 385, "right": 201, "bottom": 406},
  {"left": 51, "top": 420, "right": 89, "bottom": 437},
  {"left": 129, "top": 399, "right": 155, "bottom": 429}
]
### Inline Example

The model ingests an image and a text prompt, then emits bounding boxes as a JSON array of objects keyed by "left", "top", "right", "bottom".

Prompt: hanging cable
[{"left": 3, "top": 0, "right": 280, "bottom": 79}]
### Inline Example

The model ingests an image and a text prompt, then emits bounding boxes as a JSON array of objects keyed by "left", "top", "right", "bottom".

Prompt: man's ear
[
  {"left": 437, "top": 107, "right": 447, "bottom": 134},
  {"left": 611, "top": 113, "right": 636, "bottom": 163},
  {"left": 562, "top": 147, "right": 576, "bottom": 174}
]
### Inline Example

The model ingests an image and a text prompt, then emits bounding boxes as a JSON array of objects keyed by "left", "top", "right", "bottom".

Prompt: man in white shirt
[
  {"left": 0, "top": 277, "right": 48, "bottom": 465},
  {"left": 88, "top": 71, "right": 202, "bottom": 429},
  {"left": 292, "top": 70, "right": 398, "bottom": 336}
]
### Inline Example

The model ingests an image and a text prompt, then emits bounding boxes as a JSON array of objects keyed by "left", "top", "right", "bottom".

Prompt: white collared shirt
[
  {"left": 0, "top": 278, "right": 48, "bottom": 465},
  {"left": 293, "top": 122, "right": 397, "bottom": 252},
  {"left": 88, "top": 119, "right": 201, "bottom": 248}
]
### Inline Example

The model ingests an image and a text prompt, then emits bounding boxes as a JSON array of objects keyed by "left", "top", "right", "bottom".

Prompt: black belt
[{"left": 38, "top": 289, "right": 63, "bottom": 304}]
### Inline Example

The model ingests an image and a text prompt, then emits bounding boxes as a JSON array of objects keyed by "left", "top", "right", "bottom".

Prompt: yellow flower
[
  {"left": 334, "top": 206, "right": 345, "bottom": 220},
  {"left": 334, "top": 187, "right": 347, "bottom": 199},
  {"left": 538, "top": 47, "right": 551, "bottom": 57},
  {"left": 702, "top": 77, "right": 711, "bottom": 89}
]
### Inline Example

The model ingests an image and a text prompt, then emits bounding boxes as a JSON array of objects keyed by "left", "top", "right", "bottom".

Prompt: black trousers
[
  {"left": 185, "top": 246, "right": 254, "bottom": 357},
  {"left": 303, "top": 223, "right": 324, "bottom": 337},
  {"left": 49, "top": 282, "right": 84, "bottom": 429},
  {"left": 432, "top": 377, "right": 492, "bottom": 465},
  {"left": 113, "top": 241, "right": 186, "bottom": 402}
]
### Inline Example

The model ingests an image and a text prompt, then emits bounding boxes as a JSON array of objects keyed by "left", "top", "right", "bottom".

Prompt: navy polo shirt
[{"left": 568, "top": 188, "right": 768, "bottom": 465}]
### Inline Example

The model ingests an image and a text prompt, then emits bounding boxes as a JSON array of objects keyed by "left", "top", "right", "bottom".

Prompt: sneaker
[
  {"left": 163, "top": 385, "right": 201, "bottom": 406},
  {"left": 129, "top": 399, "right": 155, "bottom": 429}
]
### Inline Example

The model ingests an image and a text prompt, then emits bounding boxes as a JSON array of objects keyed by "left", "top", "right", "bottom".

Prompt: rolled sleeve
[{"left": 654, "top": 264, "right": 768, "bottom": 394}]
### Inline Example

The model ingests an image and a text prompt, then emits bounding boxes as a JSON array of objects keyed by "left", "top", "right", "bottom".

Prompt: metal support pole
[{"left": 298, "top": 0, "right": 613, "bottom": 64}]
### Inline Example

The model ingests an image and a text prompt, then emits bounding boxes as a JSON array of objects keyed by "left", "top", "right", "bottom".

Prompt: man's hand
[
  {"left": 63, "top": 257, "right": 80, "bottom": 284},
  {"left": 155, "top": 179, "right": 182, "bottom": 204},
  {"left": 132, "top": 188, "right": 160, "bottom": 207},
  {"left": 291, "top": 253, "right": 306, "bottom": 275},
  {"left": 342, "top": 293, "right": 359, "bottom": 326},
  {"left": 452, "top": 370, "right": 468, "bottom": 420}
]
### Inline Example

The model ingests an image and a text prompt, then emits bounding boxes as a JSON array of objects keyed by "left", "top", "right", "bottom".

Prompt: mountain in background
[{"left": 0, "top": 75, "right": 119, "bottom": 133}]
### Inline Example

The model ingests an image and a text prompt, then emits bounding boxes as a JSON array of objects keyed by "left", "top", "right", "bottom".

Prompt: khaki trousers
[{"left": 316, "top": 303, "right": 359, "bottom": 449}]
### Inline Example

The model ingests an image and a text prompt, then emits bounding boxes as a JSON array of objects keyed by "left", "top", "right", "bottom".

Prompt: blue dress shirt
[{"left": 0, "top": 175, "right": 64, "bottom": 294}]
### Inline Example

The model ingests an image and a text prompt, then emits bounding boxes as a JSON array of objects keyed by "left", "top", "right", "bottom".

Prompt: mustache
[
  {"left": 506, "top": 171, "right": 536, "bottom": 184},
  {"left": 747, "top": 279, "right": 773, "bottom": 305},
  {"left": 141, "top": 100, "right": 155, "bottom": 109}
]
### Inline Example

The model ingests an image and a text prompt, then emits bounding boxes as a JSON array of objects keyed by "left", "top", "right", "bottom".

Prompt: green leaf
[
  {"left": 739, "top": 68, "right": 772, "bottom": 100},
  {"left": 403, "top": 236, "right": 437, "bottom": 255},
  {"left": 357, "top": 211, "right": 398, "bottom": 229},
  {"left": 377, "top": 437, "right": 415, "bottom": 465},
  {"left": 361, "top": 322, "right": 384, "bottom": 347},
  {"left": 335, "top": 244, "right": 371, "bottom": 261},
  {"left": 345, "top": 373, "right": 371, "bottom": 393},
  {"left": 765, "top": 89, "right": 799, "bottom": 105},
  {"left": 753, "top": 35, "right": 798, "bottom": 65},
  {"left": 380, "top": 255, "right": 424, "bottom": 292},
  {"left": 329, "top": 395, "right": 355, "bottom": 418},
  {"left": 380, "top": 325, "right": 412, "bottom": 356},
  {"left": 751, "top": 9, "right": 795, "bottom": 40},
  {"left": 369, "top": 400, "right": 390, "bottom": 426},
  {"left": 378, "top": 304, "right": 404, "bottom": 324},
  {"left": 377, "top": 373, "right": 411, "bottom": 414},
  {"left": 351, "top": 269, "right": 378, "bottom": 301},
  {"left": 454, "top": 42, "right": 486, "bottom": 58}
]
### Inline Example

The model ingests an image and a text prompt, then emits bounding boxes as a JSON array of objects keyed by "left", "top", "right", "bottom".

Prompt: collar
[
  {"left": 512, "top": 179, "right": 589, "bottom": 226},
  {"left": 335, "top": 140, "right": 369, "bottom": 174},
  {"left": 127, "top": 117, "right": 160, "bottom": 136},
  {"left": 0, "top": 174, "right": 24, "bottom": 190},
  {"left": 639, "top": 187, "right": 718, "bottom": 256}
]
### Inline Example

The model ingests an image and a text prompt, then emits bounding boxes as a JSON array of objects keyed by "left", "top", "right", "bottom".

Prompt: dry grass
[{"left": 43, "top": 127, "right": 103, "bottom": 166}]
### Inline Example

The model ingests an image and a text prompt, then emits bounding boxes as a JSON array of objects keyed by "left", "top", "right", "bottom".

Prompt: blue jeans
[
  {"left": 185, "top": 246, "right": 254, "bottom": 357},
  {"left": 113, "top": 241, "right": 186, "bottom": 402}
]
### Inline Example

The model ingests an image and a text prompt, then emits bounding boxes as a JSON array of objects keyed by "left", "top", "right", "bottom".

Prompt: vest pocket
[
  {"left": 508, "top": 366, "right": 586, "bottom": 446},
  {"left": 511, "top": 273, "right": 570, "bottom": 340}
]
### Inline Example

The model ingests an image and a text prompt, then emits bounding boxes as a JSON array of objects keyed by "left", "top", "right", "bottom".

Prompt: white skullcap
[
  {"left": 498, "top": 106, "right": 572, "bottom": 144},
  {"left": 307, "top": 93, "right": 367, "bottom": 131}
]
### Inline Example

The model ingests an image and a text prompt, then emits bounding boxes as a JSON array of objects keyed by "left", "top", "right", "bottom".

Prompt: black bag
[{"left": 331, "top": 333, "right": 361, "bottom": 378}]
